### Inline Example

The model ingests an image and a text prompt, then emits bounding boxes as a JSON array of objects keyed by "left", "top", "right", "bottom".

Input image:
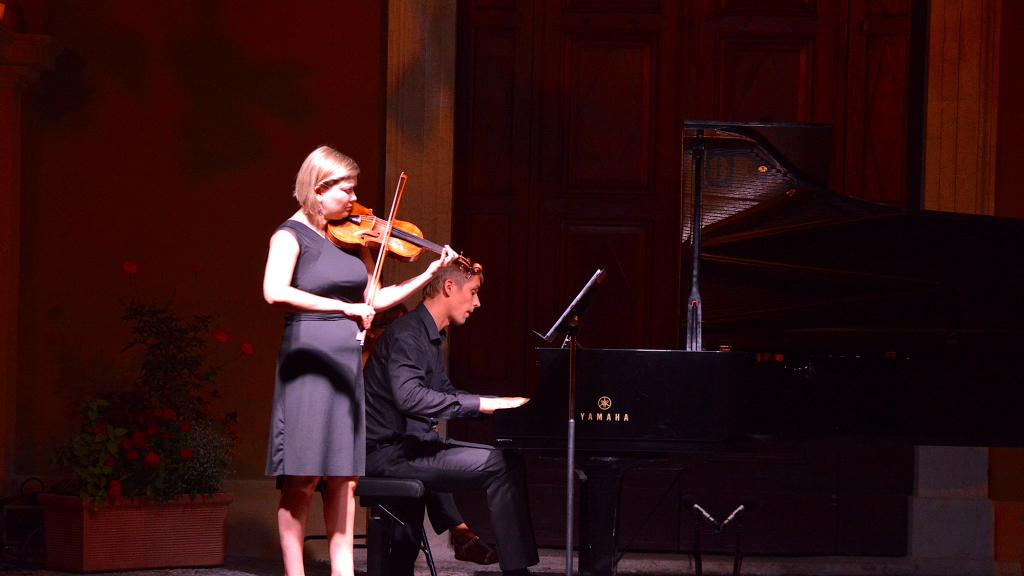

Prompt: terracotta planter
[{"left": 39, "top": 492, "right": 232, "bottom": 572}]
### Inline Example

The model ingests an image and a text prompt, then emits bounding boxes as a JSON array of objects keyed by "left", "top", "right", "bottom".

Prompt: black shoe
[{"left": 454, "top": 534, "right": 498, "bottom": 565}]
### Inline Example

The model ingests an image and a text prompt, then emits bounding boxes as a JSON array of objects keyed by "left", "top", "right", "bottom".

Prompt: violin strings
[{"left": 350, "top": 214, "right": 479, "bottom": 272}]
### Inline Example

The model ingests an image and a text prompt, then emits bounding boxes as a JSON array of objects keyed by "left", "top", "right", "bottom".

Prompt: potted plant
[{"left": 40, "top": 300, "right": 241, "bottom": 572}]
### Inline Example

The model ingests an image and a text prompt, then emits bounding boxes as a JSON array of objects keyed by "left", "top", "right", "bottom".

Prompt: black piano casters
[{"left": 536, "top": 268, "right": 608, "bottom": 576}]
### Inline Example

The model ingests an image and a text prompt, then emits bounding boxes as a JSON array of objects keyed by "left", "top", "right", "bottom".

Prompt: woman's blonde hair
[{"left": 294, "top": 146, "right": 360, "bottom": 227}]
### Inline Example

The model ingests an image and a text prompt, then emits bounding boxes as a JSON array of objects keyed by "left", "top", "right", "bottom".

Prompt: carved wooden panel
[
  {"left": 845, "top": 0, "right": 911, "bottom": 205},
  {"left": 533, "top": 0, "right": 681, "bottom": 354},
  {"left": 718, "top": 39, "right": 813, "bottom": 121},
  {"left": 618, "top": 466, "right": 681, "bottom": 551},
  {"left": 559, "top": 222, "right": 651, "bottom": 348},
  {"left": 566, "top": 0, "right": 661, "bottom": 12},
  {"left": 565, "top": 37, "right": 653, "bottom": 191},
  {"left": 452, "top": 0, "right": 534, "bottom": 401},
  {"left": 449, "top": 213, "right": 527, "bottom": 393},
  {"left": 717, "top": 0, "right": 818, "bottom": 16},
  {"left": 474, "top": 0, "right": 516, "bottom": 9},
  {"left": 468, "top": 29, "right": 517, "bottom": 198}
]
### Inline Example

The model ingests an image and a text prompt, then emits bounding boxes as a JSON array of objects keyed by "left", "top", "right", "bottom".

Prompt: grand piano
[{"left": 492, "top": 122, "right": 1024, "bottom": 576}]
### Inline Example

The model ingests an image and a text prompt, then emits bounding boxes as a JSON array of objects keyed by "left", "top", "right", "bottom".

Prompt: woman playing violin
[{"left": 262, "top": 145, "right": 458, "bottom": 576}]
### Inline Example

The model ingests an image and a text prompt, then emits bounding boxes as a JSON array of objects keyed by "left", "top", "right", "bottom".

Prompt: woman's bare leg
[
  {"left": 323, "top": 476, "right": 359, "bottom": 576},
  {"left": 278, "top": 475, "right": 320, "bottom": 576}
]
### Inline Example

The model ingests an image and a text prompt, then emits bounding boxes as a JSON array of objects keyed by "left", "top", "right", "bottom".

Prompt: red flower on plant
[
  {"left": 121, "top": 260, "right": 140, "bottom": 275},
  {"left": 108, "top": 480, "right": 122, "bottom": 501},
  {"left": 240, "top": 342, "right": 254, "bottom": 356},
  {"left": 57, "top": 301, "right": 239, "bottom": 504},
  {"left": 130, "top": 430, "right": 148, "bottom": 448}
]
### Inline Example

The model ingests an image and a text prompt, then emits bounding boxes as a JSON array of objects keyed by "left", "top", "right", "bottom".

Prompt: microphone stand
[
  {"left": 563, "top": 315, "right": 580, "bottom": 576},
  {"left": 536, "top": 268, "right": 606, "bottom": 573},
  {"left": 536, "top": 268, "right": 606, "bottom": 576}
]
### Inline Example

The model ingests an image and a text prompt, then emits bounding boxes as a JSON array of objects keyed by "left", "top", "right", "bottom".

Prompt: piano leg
[{"left": 577, "top": 457, "right": 629, "bottom": 576}]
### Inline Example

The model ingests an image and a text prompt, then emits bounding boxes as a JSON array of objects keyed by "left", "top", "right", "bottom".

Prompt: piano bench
[{"left": 304, "top": 477, "right": 436, "bottom": 576}]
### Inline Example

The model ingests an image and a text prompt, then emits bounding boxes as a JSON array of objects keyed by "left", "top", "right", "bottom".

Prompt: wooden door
[{"left": 451, "top": 0, "right": 919, "bottom": 556}]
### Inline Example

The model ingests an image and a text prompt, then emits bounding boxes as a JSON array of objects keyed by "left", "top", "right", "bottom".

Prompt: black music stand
[{"left": 537, "top": 268, "right": 607, "bottom": 576}]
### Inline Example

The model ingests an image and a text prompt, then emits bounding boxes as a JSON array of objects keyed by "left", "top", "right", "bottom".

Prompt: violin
[{"left": 327, "top": 202, "right": 483, "bottom": 274}]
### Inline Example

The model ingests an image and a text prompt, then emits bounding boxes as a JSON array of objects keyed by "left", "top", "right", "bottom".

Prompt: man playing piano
[{"left": 363, "top": 262, "right": 538, "bottom": 576}]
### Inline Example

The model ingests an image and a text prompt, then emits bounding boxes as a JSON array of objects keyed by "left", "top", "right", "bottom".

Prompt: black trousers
[
  {"left": 424, "top": 491, "right": 463, "bottom": 534},
  {"left": 366, "top": 438, "right": 539, "bottom": 572}
]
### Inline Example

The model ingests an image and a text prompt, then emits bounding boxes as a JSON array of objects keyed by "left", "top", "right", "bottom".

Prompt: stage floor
[{"left": 1, "top": 547, "right": 1019, "bottom": 576}]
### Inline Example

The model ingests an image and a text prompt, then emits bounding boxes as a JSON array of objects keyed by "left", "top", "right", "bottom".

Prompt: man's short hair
[{"left": 423, "top": 262, "right": 484, "bottom": 300}]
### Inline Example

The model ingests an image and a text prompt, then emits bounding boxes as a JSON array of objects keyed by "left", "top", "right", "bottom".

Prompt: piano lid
[
  {"left": 681, "top": 121, "right": 841, "bottom": 244},
  {"left": 681, "top": 122, "right": 1024, "bottom": 355}
]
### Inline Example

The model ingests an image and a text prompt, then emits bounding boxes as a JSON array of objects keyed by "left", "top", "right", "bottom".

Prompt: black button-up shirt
[{"left": 364, "top": 303, "right": 481, "bottom": 447}]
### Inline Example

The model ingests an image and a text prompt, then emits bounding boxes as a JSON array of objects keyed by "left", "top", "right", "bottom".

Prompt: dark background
[{"left": 3, "top": 0, "right": 1022, "bottom": 562}]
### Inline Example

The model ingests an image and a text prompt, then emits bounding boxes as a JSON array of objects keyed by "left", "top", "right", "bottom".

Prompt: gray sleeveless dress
[{"left": 265, "top": 220, "right": 367, "bottom": 477}]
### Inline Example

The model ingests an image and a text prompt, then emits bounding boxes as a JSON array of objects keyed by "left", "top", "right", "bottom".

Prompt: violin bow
[{"left": 357, "top": 171, "right": 407, "bottom": 345}]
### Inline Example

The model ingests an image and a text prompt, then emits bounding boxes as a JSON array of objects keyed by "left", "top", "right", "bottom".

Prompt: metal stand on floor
[
  {"left": 535, "top": 268, "right": 607, "bottom": 576},
  {"left": 691, "top": 503, "right": 747, "bottom": 576}
]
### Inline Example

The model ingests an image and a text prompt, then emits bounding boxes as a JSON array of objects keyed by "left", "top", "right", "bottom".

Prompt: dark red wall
[
  {"left": 15, "top": 1, "right": 385, "bottom": 478},
  {"left": 996, "top": 0, "right": 1024, "bottom": 219}
]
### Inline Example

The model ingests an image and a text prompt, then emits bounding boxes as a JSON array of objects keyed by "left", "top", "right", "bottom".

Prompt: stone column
[
  {"left": 923, "top": 0, "right": 1001, "bottom": 215},
  {"left": 382, "top": 0, "right": 456, "bottom": 308},
  {"left": 385, "top": 2, "right": 458, "bottom": 564},
  {"left": 910, "top": 446, "right": 994, "bottom": 575},
  {"left": 0, "top": 24, "right": 54, "bottom": 492}
]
